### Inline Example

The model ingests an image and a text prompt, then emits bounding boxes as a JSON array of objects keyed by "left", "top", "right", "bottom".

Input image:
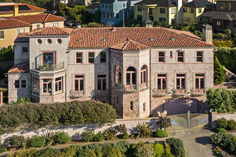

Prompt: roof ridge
[
  {"left": 43, "top": 13, "right": 50, "bottom": 23},
  {"left": 9, "top": 18, "right": 31, "bottom": 26}
]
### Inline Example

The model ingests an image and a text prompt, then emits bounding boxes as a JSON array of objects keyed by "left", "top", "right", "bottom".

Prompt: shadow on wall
[{"left": 153, "top": 97, "right": 208, "bottom": 116}]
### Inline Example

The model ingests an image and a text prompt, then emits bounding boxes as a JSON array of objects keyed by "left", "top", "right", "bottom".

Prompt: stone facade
[{"left": 8, "top": 26, "right": 214, "bottom": 118}]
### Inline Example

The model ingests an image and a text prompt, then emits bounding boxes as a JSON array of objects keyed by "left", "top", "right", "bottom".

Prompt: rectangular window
[
  {"left": 33, "top": 77, "right": 39, "bottom": 93},
  {"left": 22, "top": 47, "right": 28, "bottom": 53},
  {"left": 100, "top": 52, "right": 106, "bottom": 63},
  {"left": 137, "top": 15, "right": 142, "bottom": 21},
  {"left": 149, "top": 8, "right": 153, "bottom": 14},
  {"left": 17, "top": 28, "right": 25, "bottom": 35},
  {"left": 171, "top": 8, "right": 176, "bottom": 14},
  {"left": 176, "top": 74, "right": 185, "bottom": 89},
  {"left": 88, "top": 52, "right": 95, "bottom": 63},
  {"left": 159, "top": 18, "right": 166, "bottom": 22},
  {"left": 43, "top": 52, "right": 54, "bottom": 65},
  {"left": 21, "top": 80, "right": 26, "bottom": 88},
  {"left": 138, "top": 6, "right": 142, "bottom": 11},
  {"left": 191, "top": 8, "right": 194, "bottom": 13},
  {"left": 116, "top": 13, "right": 119, "bottom": 18},
  {"left": 177, "top": 51, "right": 184, "bottom": 62},
  {"left": 217, "top": 21, "right": 221, "bottom": 26},
  {"left": 0, "top": 31, "right": 4, "bottom": 39},
  {"left": 157, "top": 74, "right": 167, "bottom": 90},
  {"left": 14, "top": 80, "right": 20, "bottom": 88},
  {"left": 97, "top": 75, "right": 106, "bottom": 90},
  {"left": 183, "top": 8, "right": 187, "bottom": 13},
  {"left": 130, "top": 101, "right": 134, "bottom": 110},
  {"left": 37, "top": 24, "right": 40, "bottom": 29},
  {"left": 158, "top": 51, "right": 165, "bottom": 62},
  {"left": 195, "top": 74, "right": 204, "bottom": 89},
  {"left": 51, "top": 23, "right": 58, "bottom": 27},
  {"left": 198, "top": 8, "right": 202, "bottom": 13},
  {"left": 43, "top": 79, "right": 52, "bottom": 94},
  {"left": 160, "top": 8, "right": 165, "bottom": 14},
  {"left": 76, "top": 52, "right": 83, "bottom": 64},
  {"left": 55, "top": 77, "right": 63, "bottom": 92},
  {"left": 197, "top": 51, "right": 203, "bottom": 62},
  {"left": 74, "top": 75, "right": 84, "bottom": 91}
]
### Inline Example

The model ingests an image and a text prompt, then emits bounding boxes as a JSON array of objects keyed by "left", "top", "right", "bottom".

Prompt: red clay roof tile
[
  {"left": 28, "top": 27, "right": 73, "bottom": 36},
  {"left": 8, "top": 62, "right": 29, "bottom": 73},
  {"left": 0, "top": 18, "right": 31, "bottom": 29},
  {"left": 111, "top": 38, "right": 150, "bottom": 51}
]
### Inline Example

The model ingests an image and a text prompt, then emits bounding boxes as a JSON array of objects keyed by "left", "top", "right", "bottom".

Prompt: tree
[{"left": 214, "top": 56, "right": 226, "bottom": 84}]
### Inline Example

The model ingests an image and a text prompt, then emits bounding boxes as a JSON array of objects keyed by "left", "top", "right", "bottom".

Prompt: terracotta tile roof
[
  {"left": 0, "top": 18, "right": 31, "bottom": 29},
  {"left": 8, "top": 62, "right": 29, "bottom": 73},
  {"left": 111, "top": 38, "right": 149, "bottom": 51},
  {"left": 0, "top": 3, "right": 45, "bottom": 14},
  {"left": 9, "top": 13, "right": 65, "bottom": 24},
  {"left": 68, "top": 27, "right": 212, "bottom": 48},
  {"left": 28, "top": 27, "right": 73, "bottom": 36},
  {"left": 14, "top": 33, "right": 29, "bottom": 43}
]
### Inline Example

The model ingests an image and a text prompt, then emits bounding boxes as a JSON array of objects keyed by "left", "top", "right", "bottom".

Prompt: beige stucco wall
[
  {"left": 0, "top": 27, "right": 30, "bottom": 48},
  {"left": 8, "top": 72, "right": 31, "bottom": 103},
  {"left": 14, "top": 43, "right": 29, "bottom": 64}
]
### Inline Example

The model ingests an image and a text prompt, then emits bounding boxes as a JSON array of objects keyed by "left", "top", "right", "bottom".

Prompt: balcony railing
[
  {"left": 113, "top": 83, "right": 149, "bottom": 93},
  {"left": 69, "top": 90, "right": 85, "bottom": 99},
  {"left": 32, "top": 62, "right": 64, "bottom": 71}
]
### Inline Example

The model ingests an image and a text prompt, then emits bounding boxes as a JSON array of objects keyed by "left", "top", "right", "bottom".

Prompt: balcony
[
  {"left": 31, "top": 62, "right": 65, "bottom": 72},
  {"left": 113, "top": 83, "right": 149, "bottom": 93}
]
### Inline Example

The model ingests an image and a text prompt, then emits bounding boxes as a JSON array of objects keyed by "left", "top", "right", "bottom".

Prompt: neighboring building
[
  {"left": 100, "top": 0, "right": 141, "bottom": 25},
  {"left": 0, "top": 3, "right": 45, "bottom": 17},
  {"left": 201, "top": 0, "right": 236, "bottom": 34},
  {"left": 134, "top": 0, "right": 214, "bottom": 25},
  {"left": 182, "top": 0, "right": 214, "bottom": 24},
  {"left": 8, "top": 26, "right": 214, "bottom": 118},
  {"left": 134, "top": 0, "right": 178, "bottom": 25},
  {"left": 68, "top": 0, "right": 92, "bottom": 5},
  {"left": 87, "top": 2, "right": 100, "bottom": 14},
  {"left": 0, "top": 13, "right": 65, "bottom": 48}
]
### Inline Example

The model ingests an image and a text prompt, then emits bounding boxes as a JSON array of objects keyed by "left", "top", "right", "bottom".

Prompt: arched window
[
  {"left": 141, "top": 65, "right": 148, "bottom": 84},
  {"left": 126, "top": 67, "right": 136, "bottom": 85},
  {"left": 114, "top": 65, "right": 122, "bottom": 84}
]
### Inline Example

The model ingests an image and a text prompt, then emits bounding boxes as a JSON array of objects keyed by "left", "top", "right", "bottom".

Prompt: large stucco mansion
[{"left": 8, "top": 25, "right": 214, "bottom": 118}]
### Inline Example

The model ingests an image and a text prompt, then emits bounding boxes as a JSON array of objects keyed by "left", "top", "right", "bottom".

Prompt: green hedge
[
  {"left": 206, "top": 88, "right": 236, "bottom": 113},
  {"left": 7, "top": 139, "right": 185, "bottom": 157},
  {"left": 0, "top": 101, "right": 116, "bottom": 134},
  {"left": 215, "top": 47, "right": 236, "bottom": 74}
]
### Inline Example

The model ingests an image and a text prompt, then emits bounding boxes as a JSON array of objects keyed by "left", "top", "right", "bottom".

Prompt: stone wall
[{"left": 211, "top": 112, "right": 236, "bottom": 129}]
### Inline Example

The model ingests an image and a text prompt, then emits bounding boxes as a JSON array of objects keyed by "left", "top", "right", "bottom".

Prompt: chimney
[
  {"left": 202, "top": 24, "right": 213, "bottom": 45},
  {"left": 14, "top": 4, "right": 19, "bottom": 16}
]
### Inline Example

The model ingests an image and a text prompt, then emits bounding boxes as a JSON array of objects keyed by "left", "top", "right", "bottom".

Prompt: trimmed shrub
[
  {"left": 166, "top": 138, "right": 185, "bottom": 157},
  {"left": 102, "top": 145, "right": 124, "bottom": 157},
  {"left": 28, "top": 136, "right": 46, "bottom": 147},
  {"left": 117, "top": 133, "right": 129, "bottom": 139},
  {"left": 214, "top": 56, "right": 226, "bottom": 84},
  {"left": 215, "top": 128, "right": 227, "bottom": 133},
  {"left": 0, "top": 146, "right": 7, "bottom": 153},
  {"left": 136, "top": 123, "right": 152, "bottom": 138},
  {"left": 153, "top": 129, "right": 168, "bottom": 138},
  {"left": 217, "top": 118, "right": 228, "bottom": 129},
  {"left": 53, "top": 132, "right": 71, "bottom": 144},
  {"left": 80, "top": 131, "right": 95, "bottom": 142},
  {"left": 228, "top": 120, "right": 236, "bottom": 130},
  {"left": 93, "top": 132, "right": 104, "bottom": 142},
  {"left": 9, "top": 135, "right": 26, "bottom": 148},
  {"left": 0, "top": 101, "right": 116, "bottom": 134},
  {"left": 154, "top": 143, "right": 164, "bottom": 157},
  {"left": 133, "top": 143, "right": 155, "bottom": 157}
]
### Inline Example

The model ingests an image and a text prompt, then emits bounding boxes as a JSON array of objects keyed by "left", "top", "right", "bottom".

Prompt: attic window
[
  {"left": 37, "top": 39, "right": 42, "bottom": 44},
  {"left": 149, "top": 38, "right": 154, "bottom": 41}
]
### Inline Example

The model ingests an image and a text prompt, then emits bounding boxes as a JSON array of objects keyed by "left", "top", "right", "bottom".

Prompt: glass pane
[
  {"left": 59, "top": 81, "right": 62, "bottom": 90},
  {"left": 200, "top": 78, "right": 204, "bottom": 89},
  {"left": 163, "top": 78, "right": 167, "bottom": 89},
  {"left": 196, "top": 78, "right": 199, "bottom": 89},
  {"left": 182, "top": 79, "right": 185, "bottom": 89},
  {"left": 75, "top": 80, "right": 78, "bottom": 91},
  {"left": 126, "top": 73, "right": 130, "bottom": 85},
  {"left": 44, "top": 53, "right": 53, "bottom": 64},
  {"left": 48, "top": 82, "right": 52, "bottom": 92},
  {"left": 177, "top": 78, "right": 180, "bottom": 89},
  {"left": 158, "top": 79, "right": 161, "bottom": 89},
  {"left": 98, "top": 79, "right": 101, "bottom": 90},
  {"left": 43, "top": 84, "right": 47, "bottom": 93},
  {"left": 132, "top": 73, "right": 136, "bottom": 84},
  {"left": 80, "top": 80, "right": 84, "bottom": 90},
  {"left": 103, "top": 79, "right": 106, "bottom": 90},
  {"left": 15, "top": 80, "right": 20, "bottom": 88}
]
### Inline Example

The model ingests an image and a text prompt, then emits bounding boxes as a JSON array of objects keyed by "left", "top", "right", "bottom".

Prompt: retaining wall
[{"left": 211, "top": 112, "right": 236, "bottom": 129}]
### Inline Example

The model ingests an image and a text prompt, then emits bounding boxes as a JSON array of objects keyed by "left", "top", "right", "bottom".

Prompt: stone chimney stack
[
  {"left": 202, "top": 24, "right": 213, "bottom": 45},
  {"left": 14, "top": 4, "right": 19, "bottom": 16}
]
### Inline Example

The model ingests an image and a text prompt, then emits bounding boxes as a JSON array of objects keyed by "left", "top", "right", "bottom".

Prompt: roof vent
[
  {"left": 170, "top": 38, "right": 175, "bottom": 41},
  {"left": 77, "top": 38, "right": 82, "bottom": 42},
  {"left": 103, "top": 38, "right": 108, "bottom": 42},
  {"left": 111, "top": 26, "right": 116, "bottom": 32}
]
